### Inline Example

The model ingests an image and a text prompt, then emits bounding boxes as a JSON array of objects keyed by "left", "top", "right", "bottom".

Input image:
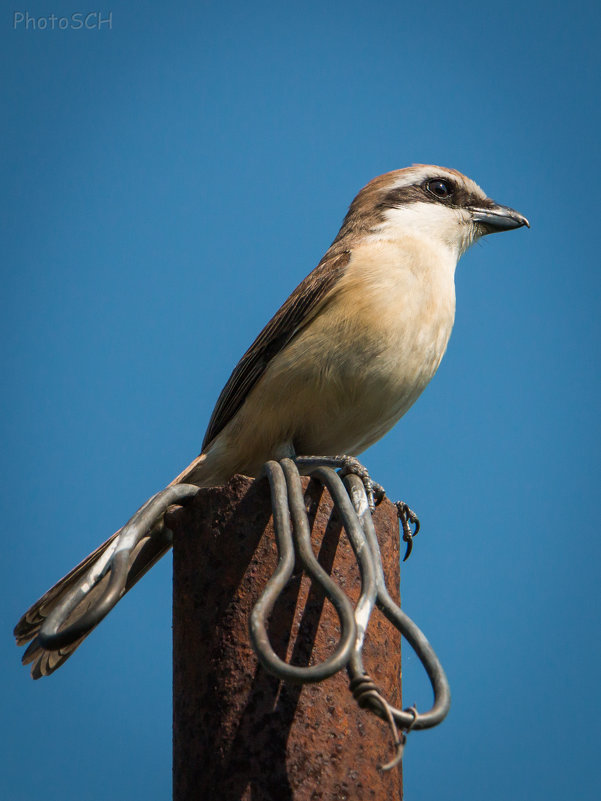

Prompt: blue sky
[{"left": 1, "top": 2, "right": 600, "bottom": 799}]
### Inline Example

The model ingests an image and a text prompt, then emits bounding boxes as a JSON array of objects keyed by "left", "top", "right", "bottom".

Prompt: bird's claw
[
  {"left": 395, "top": 502, "right": 420, "bottom": 561},
  {"left": 336, "top": 456, "right": 385, "bottom": 511}
]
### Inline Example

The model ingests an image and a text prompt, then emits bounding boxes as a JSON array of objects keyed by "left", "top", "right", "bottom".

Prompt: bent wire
[{"left": 249, "top": 457, "right": 451, "bottom": 765}]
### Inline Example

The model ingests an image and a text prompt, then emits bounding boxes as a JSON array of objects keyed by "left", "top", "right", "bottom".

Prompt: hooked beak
[{"left": 471, "top": 203, "right": 530, "bottom": 233}]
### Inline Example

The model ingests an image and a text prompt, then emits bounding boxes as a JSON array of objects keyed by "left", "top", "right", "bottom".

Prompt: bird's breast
[{"left": 283, "top": 239, "right": 458, "bottom": 453}]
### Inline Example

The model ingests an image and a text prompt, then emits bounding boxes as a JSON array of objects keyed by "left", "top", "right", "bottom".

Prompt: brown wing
[{"left": 201, "top": 249, "right": 350, "bottom": 450}]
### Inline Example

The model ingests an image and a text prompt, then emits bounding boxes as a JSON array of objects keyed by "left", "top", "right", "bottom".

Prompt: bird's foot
[
  {"left": 395, "top": 502, "right": 420, "bottom": 561},
  {"left": 294, "top": 456, "right": 419, "bottom": 558},
  {"left": 294, "top": 455, "right": 385, "bottom": 511},
  {"left": 336, "top": 455, "right": 386, "bottom": 511}
]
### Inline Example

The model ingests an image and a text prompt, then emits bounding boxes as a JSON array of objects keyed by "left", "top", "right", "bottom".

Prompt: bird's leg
[{"left": 293, "top": 455, "right": 385, "bottom": 511}]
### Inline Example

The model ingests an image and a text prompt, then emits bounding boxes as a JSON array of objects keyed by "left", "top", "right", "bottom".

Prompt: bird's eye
[{"left": 426, "top": 179, "right": 454, "bottom": 199}]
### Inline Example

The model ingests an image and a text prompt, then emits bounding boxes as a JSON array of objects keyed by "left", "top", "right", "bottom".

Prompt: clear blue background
[{"left": 2, "top": 2, "right": 599, "bottom": 799}]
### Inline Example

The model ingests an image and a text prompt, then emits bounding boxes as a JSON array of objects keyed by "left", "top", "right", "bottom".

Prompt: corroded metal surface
[{"left": 171, "top": 474, "right": 402, "bottom": 801}]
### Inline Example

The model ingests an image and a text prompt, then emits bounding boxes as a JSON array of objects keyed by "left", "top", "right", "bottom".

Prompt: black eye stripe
[{"left": 377, "top": 182, "right": 494, "bottom": 213}]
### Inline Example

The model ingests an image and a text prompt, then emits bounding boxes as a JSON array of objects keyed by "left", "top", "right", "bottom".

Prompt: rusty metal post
[{"left": 169, "top": 473, "right": 402, "bottom": 801}]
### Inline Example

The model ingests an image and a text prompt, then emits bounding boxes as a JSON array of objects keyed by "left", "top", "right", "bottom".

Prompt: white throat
[{"left": 370, "top": 201, "right": 478, "bottom": 261}]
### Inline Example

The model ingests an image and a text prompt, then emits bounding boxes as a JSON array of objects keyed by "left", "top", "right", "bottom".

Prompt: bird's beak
[{"left": 471, "top": 203, "right": 530, "bottom": 233}]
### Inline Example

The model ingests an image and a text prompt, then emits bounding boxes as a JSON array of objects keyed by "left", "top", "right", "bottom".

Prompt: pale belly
[
  {"left": 207, "top": 296, "right": 455, "bottom": 479},
  {"left": 290, "top": 315, "right": 454, "bottom": 456}
]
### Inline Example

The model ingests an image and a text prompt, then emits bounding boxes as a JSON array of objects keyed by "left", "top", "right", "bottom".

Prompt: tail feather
[
  {"left": 14, "top": 454, "right": 217, "bottom": 679},
  {"left": 14, "top": 531, "right": 121, "bottom": 646},
  {"left": 14, "top": 526, "right": 173, "bottom": 679}
]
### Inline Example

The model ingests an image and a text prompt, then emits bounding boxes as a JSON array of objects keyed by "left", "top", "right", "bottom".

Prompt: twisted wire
[{"left": 250, "top": 457, "right": 451, "bottom": 765}]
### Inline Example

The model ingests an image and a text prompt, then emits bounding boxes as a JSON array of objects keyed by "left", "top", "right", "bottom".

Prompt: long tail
[
  {"left": 13, "top": 527, "right": 172, "bottom": 678},
  {"left": 14, "top": 453, "right": 212, "bottom": 679}
]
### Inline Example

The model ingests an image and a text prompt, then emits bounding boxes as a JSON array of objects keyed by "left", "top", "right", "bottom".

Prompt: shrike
[{"left": 14, "top": 164, "right": 529, "bottom": 677}]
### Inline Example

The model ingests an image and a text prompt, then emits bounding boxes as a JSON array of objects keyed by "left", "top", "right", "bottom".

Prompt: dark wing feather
[{"left": 202, "top": 250, "right": 350, "bottom": 450}]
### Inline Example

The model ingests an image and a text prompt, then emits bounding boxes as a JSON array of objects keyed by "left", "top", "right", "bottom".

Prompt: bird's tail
[
  {"left": 14, "top": 453, "right": 212, "bottom": 679},
  {"left": 13, "top": 525, "right": 173, "bottom": 679}
]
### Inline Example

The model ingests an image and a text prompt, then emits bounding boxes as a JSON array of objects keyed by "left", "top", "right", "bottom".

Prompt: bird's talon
[
  {"left": 371, "top": 482, "right": 386, "bottom": 506},
  {"left": 336, "top": 456, "right": 379, "bottom": 510},
  {"left": 395, "top": 502, "right": 420, "bottom": 561},
  {"left": 402, "top": 535, "right": 413, "bottom": 562}
]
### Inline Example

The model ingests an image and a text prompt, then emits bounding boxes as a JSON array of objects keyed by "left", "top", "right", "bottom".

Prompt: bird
[{"left": 14, "top": 164, "right": 529, "bottom": 677}]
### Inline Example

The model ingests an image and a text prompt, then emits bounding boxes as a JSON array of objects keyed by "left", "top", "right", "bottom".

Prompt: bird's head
[{"left": 333, "top": 164, "right": 529, "bottom": 258}]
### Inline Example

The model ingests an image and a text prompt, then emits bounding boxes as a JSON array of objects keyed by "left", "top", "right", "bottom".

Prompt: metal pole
[{"left": 170, "top": 474, "right": 403, "bottom": 801}]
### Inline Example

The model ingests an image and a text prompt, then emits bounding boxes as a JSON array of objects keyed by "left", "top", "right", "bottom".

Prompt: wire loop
[{"left": 249, "top": 456, "right": 451, "bottom": 766}]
